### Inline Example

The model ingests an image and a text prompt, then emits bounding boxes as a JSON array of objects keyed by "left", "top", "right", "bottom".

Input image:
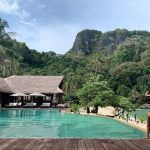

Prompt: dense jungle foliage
[{"left": 0, "top": 18, "right": 150, "bottom": 111}]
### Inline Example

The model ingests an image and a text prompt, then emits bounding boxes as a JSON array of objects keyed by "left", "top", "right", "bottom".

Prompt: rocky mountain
[
  {"left": 0, "top": 17, "right": 150, "bottom": 105},
  {"left": 70, "top": 29, "right": 150, "bottom": 56}
]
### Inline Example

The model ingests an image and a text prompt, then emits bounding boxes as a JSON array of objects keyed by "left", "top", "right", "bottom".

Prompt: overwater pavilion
[{"left": 0, "top": 75, "right": 64, "bottom": 107}]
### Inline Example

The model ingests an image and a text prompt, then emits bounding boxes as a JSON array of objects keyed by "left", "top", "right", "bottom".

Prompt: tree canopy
[{"left": 0, "top": 18, "right": 150, "bottom": 110}]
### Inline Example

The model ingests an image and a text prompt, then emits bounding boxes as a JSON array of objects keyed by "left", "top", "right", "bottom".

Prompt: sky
[{"left": 0, "top": 0, "right": 150, "bottom": 54}]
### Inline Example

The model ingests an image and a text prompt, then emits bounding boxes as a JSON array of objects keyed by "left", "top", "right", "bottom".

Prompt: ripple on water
[{"left": 0, "top": 108, "right": 146, "bottom": 138}]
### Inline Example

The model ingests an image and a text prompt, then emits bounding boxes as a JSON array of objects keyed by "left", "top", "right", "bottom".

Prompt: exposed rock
[
  {"left": 98, "top": 106, "right": 118, "bottom": 117},
  {"left": 71, "top": 29, "right": 102, "bottom": 55},
  {"left": 69, "top": 29, "right": 138, "bottom": 56}
]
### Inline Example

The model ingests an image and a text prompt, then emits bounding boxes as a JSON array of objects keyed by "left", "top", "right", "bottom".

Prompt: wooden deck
[{"left": 0, "top": 139, "right": 150, "bottom": 150}]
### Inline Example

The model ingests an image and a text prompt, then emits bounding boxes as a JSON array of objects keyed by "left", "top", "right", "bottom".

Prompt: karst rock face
[
  {"left": 71, "top": 29, "right": 102, "bottom": 56},
  {"left": 70, "top": 29, "right": 141, "bottom": 56}
]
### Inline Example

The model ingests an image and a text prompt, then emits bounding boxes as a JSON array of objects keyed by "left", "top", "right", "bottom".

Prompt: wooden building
[{"left": 0, "top": 75, "right": 64, "bottom": 107}]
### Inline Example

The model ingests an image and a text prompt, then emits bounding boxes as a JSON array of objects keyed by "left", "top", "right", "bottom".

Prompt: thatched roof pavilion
[
  {"left": 0, "top": 75, "right": 64, "bottom": 94},
  {"left": 0, "top": 75, "right": 64, "bottom": 107}
]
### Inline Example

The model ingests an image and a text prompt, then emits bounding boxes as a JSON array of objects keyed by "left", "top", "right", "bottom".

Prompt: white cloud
[
  {"left": 0, "top": 0, "right": 30, "bottom": 20},
  {"left": 20, "top": 20, "right": 37, "bottom": 29},
  {"left": 0, "top": 0, "right": 19, "bottom": 14}
]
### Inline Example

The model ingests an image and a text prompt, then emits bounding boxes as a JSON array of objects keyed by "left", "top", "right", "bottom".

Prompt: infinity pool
[{"left": 0, "top": 109, "right": 145, "bottom": 138}]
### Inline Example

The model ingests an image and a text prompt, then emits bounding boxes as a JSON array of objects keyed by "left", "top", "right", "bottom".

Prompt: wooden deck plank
[
  {"left": 0, "top": 139, "right": 10, "bottom": 146},
  {"left": 68, "top": 139, "right": 78, "bottom": 150},
  {"left": 84, "top": 139, "right": 95, "bottom": 150},
  {"left": 2, "top": 139, "right": 20, "bottom": 150},
  {"left": 102, "top": 141, "right": 114, "bottom": 150},
  {"left": 50, "top": 139, "right": 62, "bottom": 150},
  {"left": 122, "top": 140, "right": 140, "bottom": 150},
  {"left": 108, "top": 140, "right": 128, "bottom": 150},
  {"left": 141, "top": 139, "right": 150, "bottom": 149},
  {"left": 0, "top": 139, "right": 150, "bottom": 150},
  {"left": 92, "top": 139, "right": 105, "bottom": 150},
  {"left": 6, "top": 139, "right": 32, "bottom": 150},
  {"left": 116, "top": 140, "right": 133, "bottom": 150},
  {"left": 77, "top": 139, "right": 86, "bottom": 150},
  {"left": 6, "top": 139, "right": 24, "bottom": 150},
  {"left": 40, "top": 139, "right": 54, "bottom": 150},
  {"left": 31, "top": 139, "right": 47, "bottom": 150},
  {"left": 0, "top": 139, "right": 17, "bottom": 150},
  {"left": 129, "top": 139, "right": 150, "bottom": 150},
  {"left": 59, "top": 139, "right": 70, "bottom": 150},
  {"left": 23, "top": 139, "right": 38, "bottom": 150}
]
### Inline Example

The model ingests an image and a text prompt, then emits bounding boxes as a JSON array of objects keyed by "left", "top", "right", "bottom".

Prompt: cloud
[
  {"left": 0, "top": 0, "right": 30, "bottom": 20},
  {"left": 2, "top": 0, "right": 150, "bottom": 54},
  {"left": 20, "top": 19, "right": 37, "bottom": 29},
  {"left": 0, "top": 0, "right": 19, "bottom": 14}
]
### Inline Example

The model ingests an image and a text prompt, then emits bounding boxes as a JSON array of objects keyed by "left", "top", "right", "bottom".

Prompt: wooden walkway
[{"left": 0, "top": 138, "right": 150, "bottom": 150}]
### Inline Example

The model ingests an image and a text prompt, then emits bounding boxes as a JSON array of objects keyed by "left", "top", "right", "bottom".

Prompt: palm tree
[
  {"left": 0, "top": 59, "right": 19, "bottom": 77},
  {"left": 0, "top": 18, "right": 9, "bottom": 43},
  {"left": 63, "top": 73, "right": 81, "bottom": 94},
  {"left": 0, "top": 18, "right": 18, "bottom": 44},
  {"left": 89, "top": 53, "right": 104, "bottom": 73}
]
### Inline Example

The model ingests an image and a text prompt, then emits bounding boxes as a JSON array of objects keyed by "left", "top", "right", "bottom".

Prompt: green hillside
[{"left": 0, "top": 18, "right": 150, "bottom": 110}]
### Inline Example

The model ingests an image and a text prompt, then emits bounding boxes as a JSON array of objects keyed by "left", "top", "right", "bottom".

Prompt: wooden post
[{"left": 147, "top": 112, "right": 150, "bottom": 138}]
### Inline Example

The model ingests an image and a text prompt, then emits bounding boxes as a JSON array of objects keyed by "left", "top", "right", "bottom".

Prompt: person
[
  {"left": 87, "top": 107, "right": 90, "bottom": 114},
  {"left": 126, "top": 113, "right": 129, "bottom": 122},
  {"left": 134, "top": 114, "right": 137, "bottom": 122}
]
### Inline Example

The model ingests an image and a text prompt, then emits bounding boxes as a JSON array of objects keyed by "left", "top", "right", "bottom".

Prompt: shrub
[
  {"left": 138, "top": 116, "right": 145, "bottom": 123},
  {"left": 71, "top": 104, "right": 79, "bottom": 113}
]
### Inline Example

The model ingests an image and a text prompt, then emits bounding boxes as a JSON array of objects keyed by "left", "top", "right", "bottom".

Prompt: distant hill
[
  {"left": 0, "top": 19, "right": 150, "bottom": 105},
  {"left": 69, "top": 29, "right": 150, "bottom": 56}
]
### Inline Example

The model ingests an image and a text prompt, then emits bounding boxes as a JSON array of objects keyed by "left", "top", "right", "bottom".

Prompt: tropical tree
[
  {"left": 88, "top": 53, "right": 104, "bottom": 73},
  {"left": 93, "top": 89, "right": 116, "bottom": 108},
  {"left": 77, "top": 81, "right": 113, "bottom": 107},
  {"left": 116, "top": 96, "right": 135, "bottom": 113},
  {"left": 0, "top": 59, "right": 20, "bottom": 77},
  {"left": 0, "top": 18, "right": 9, "bottom": 43},
  {"left": 0, "top": 18, "right": 18, "bottom": 44},
  {"left": 63, "top": 73, "right": 81, "bottom": 94}
]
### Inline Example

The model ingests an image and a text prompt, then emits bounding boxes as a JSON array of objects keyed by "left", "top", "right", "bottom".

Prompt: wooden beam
[{"left": 147, "top": 112, "right": 150, "bottom": 138}]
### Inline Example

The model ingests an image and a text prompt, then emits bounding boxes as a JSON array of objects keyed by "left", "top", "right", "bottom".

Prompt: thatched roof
[
  {"left": 0, "top": 77, "right": 12, "bottom": 93},
  {"left": 0, "top": 75, "right": 64, "bottom": 94}
]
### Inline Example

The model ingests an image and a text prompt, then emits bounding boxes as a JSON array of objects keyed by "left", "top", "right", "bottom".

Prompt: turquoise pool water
[
  {"left": 127, "top": 109, "right": 150, "bottom": 121},
  {"left": 0, "top": 109, "right": 145, "bottom": 138}
]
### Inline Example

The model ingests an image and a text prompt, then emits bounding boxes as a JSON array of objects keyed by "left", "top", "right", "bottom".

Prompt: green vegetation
[
  {"left": 0, "top": 18, "right": 150, "bottom": 111},
  {"left": 70, "top": 104, "right": 80, "bottom": 113},
  {"left": 138, "top": 116, "right": 145, "bottom": 123}
]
